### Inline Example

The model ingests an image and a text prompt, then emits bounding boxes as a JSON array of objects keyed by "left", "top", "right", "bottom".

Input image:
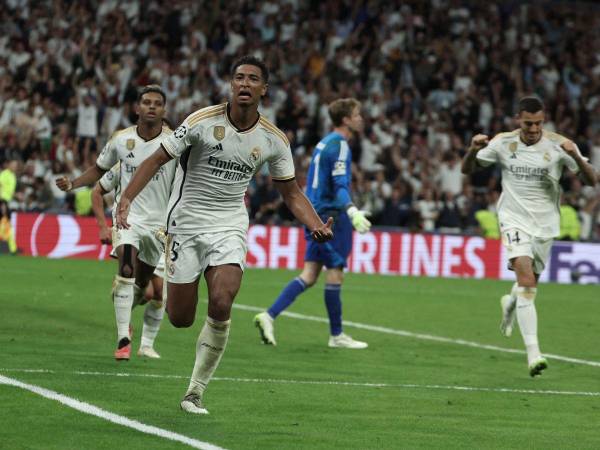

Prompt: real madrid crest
[
  {"left": 250, "top": 147, "right": 261, "bottom": 162},
  {"left": 544, "top": 152, "right": 551, "bottom": 162},
  {"left": 126, "top": 139, "right": 135, "bottom": 150},
  {"left": 214, "top": 126, "right": 225, "bottom": 141},
  {"left": 509, "top": 142, "right": 517, "bottom": 153}
]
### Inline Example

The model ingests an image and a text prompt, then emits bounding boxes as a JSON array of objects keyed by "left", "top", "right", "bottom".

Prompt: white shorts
[
  {"left": 166, "top": 231, "right": 247, "bottom": 284},
  {"left": 502, "top": 228, "right": 553, "bottom": 274},
  {"left": 112, "top": 225, "right": 164, "bottom": 268}
]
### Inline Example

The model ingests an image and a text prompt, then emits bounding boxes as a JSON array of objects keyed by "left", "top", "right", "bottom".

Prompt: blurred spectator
[
  {"left": 0, "top": 159, "right": 18, "bottom": 202},
  {"left": 414, "top": 187, "right": 439, "bottom": 232},
  {"left": 559, "top": 194, "right": 581, "bottom": 241},
  {"left": 0, "top": 199, "right": 17, "bottom": 254},
  {"left": 436, "top": 191, "right": 462, "bottom": 234}
]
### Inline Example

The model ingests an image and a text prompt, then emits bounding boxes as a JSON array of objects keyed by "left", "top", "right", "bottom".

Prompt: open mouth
[{"left": 238, "top": 91, "right": 252, "bottom": 100}]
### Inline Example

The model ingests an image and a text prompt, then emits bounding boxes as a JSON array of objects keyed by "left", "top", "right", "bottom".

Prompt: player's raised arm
[
  {"left": 55, "top": 164, "right": 107, "bottom": 192},
  {"left": 116, "top": 145, "right": 172, "bottom": 229},
  {"left": 274, "top": 179, "right": 333, "bottom": 243},
  {"left": 461, "top": 134, "right": 490, "bottom": 174},
  {"left": 560, "top": 140, "right": 597, "bottom": 186}
]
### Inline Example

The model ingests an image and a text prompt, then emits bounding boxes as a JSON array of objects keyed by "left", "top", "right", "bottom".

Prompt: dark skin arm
[
  {"left": 461, "top": 134, "right": 490, "bottom": 175},
  {"left": 561, "top": 140, "right": 597, "bottom": 186},
  {"left": 116, "top": 145, "right": 172, "bottom": 229},
  {"left": 55, "top": 164, "right": 107, "bottom": 191},
  {"left": 91, "top": 182, "right": 112, "bottom": 244},
  {"left": 274, "top": 179, "right": 333, "bottom": 242}
]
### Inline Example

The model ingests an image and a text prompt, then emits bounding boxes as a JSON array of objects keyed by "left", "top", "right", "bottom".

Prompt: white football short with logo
[
  {"left": 112, "top": 224, "right": 164, "bottom": 268},
  {"left": 165, "top": 230, "right": 247, "bottom": 284},
  {"left": 502, "top": 228, "right": 553, "bottom": 274}
]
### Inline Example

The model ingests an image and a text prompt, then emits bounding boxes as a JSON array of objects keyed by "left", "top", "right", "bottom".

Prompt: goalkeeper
[{"left": 255, "top": 98, "right": 370, "bottom": 349}]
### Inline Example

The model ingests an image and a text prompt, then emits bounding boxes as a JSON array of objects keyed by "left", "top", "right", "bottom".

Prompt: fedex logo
[{"left": 548, "top": 243, "right": 600, "bottom": 284}]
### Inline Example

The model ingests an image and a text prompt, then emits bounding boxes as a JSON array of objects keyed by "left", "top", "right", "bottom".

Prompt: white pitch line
[
  {"left": 0, "top": 374, "right": 226, "bottom": 450},
  {"left": 2, "top": 368, "right": 599, "bottom": 398},
  {"left": 232, "top": 302, "right": 600, "bottom": 368}
]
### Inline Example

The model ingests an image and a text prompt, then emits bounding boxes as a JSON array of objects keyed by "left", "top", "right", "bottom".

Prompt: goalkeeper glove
[{"left": 347, "top": 206, "right": 372, "bottom": 233}]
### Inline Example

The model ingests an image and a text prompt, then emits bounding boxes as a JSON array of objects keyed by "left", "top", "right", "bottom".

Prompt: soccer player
[
  {"left": 56, "top": 85, "right": 176, "bottom": 361},
  {"left": 462, "top": 96, "right": 596, "bottom": 376},
  {"left": 90, "top": 165, "right": 167, "bottom": 358},
  {"left": 254, "top": 98, "right": 371, "bottom": 349},
  {"left": 115, "top": 56, "right": 333, "bottom": 415}
]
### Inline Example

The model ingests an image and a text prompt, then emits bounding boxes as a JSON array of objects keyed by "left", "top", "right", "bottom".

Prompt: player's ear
[
  {"left": 260, "top": 83, "right": 268, "bottom": 97},
  {"left": 134, "top": 102, "right": 140, "bottom": 116}
]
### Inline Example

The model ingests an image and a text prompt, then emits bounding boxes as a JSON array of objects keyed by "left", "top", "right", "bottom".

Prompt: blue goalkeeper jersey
[{"left": 305, "top": 131, "right": 352, "bottom": 214}]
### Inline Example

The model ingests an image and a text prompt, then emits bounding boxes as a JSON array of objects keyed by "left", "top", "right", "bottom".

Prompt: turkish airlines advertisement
[{"left": 11, "top": 213, "right": 600, "bottom": 284}]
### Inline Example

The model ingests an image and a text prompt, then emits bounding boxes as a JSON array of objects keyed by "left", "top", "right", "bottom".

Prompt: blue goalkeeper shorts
[{"left": 304, "top": 210, "right": 352, "bottom": 268}]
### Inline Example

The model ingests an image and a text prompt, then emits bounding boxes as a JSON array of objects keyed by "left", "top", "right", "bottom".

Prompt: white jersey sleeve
[
  {"left": 98, "top": 163, "right": 120, "bottom": 192},
  {"left": 162, "top": 115, "right": 198, "bottom": 159},
  {"left": 267, "top": 134, "right": 295, "bottom": 181},
  {"left": 96, "top": 135, "right": 119, "bottom": 170},
  {"left": 476, "top": 137, "right": 502, "bottom": 167},
  {"left": 543, "top": 130, "right": 583, "bottom": 173}
]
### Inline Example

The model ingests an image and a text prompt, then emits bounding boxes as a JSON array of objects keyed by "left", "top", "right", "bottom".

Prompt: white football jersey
[
  {"left": 96, "top": 126, "right": 176, "bottom": 228},
  {"left": 162, "top": 103, "right": 295, "bottom": 234},
  {"left": 477, "top": 129, "right": 580, "bottom": 238}
]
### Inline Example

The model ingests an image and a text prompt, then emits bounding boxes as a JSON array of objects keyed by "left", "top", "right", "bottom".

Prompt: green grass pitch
[{"left": 1, "top": 256, "right": 599, "bottom": 449}]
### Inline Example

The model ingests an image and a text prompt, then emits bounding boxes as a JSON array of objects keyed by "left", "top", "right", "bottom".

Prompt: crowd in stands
[{"left": 1, "top": 0, "right": 600, "bottom": 242}]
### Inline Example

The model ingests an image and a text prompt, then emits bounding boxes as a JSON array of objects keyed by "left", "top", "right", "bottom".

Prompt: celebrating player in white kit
[
  {"left": 91, "top": 163, "right": 167, "bottom": 359},
  {"left": 462, "top": 96, "right": 596, "bottom": 376},
  {"left": 116, "top": 56, "right": 333, "bottom": 415},
  {"left": 56, "top": 85, "right": 176, "bottom": 360}
]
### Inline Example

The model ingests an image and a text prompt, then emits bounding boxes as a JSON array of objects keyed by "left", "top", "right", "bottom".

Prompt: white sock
[
  {"left": 141, "top": 299, "right": 165, "bottom": 348},
  {"left": 186, "top": 316, "right": 230, "bottom": 397},
  {"left": 508, "top": 282, "right": 518, "bottom": 307},
  {"left": 113, "top": 275, "right": 135, "bottom": 342},
  {"left": 515, "top": 286, "right": 541, "bottom": 364}
]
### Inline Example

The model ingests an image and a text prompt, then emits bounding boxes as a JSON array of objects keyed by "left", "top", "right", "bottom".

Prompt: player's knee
[
  {"left": 208, "top": 292, "right": 234, "bottom": 317},
  {"left": 300, "top": 276, "right": 316, "bottom": 288},
  {"left": 119, "top": 265, "right": 134, "bottom": 278},
  {"left": 168, "top": 311, "right": 194, "bottom": 328}
]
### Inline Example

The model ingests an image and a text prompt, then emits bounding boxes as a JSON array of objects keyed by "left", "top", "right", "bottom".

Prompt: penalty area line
[
  {"left": 2, "top": 368, "right": 600, "bottom": 398},
  {"left": 0, "top": 374, "right": 226, "bottom": 450},
  {"left": 231, "top": 302, "right": 600, "bottom": 369}
]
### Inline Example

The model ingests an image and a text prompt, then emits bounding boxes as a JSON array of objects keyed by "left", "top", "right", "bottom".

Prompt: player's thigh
[
  {"left": 511, "top": 256, "right": 537, "bottom": 286},
  {"left": 167, "top": 279, "right": 201, "bottom": 327},
  {"left": 135, "top": 258, "right": 156, "bottom": 288},
  {"left": 205, "top": 264, "right": 243, "bottom": 303}
]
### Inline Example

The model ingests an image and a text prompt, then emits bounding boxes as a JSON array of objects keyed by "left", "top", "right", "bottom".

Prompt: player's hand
[
  {"left": 560, "top": 140, "right": 579, "bottom": 158},
  {"left": 469, "top": 134, "right": 489, "bottom": 152},
  {"left": 99, "top": 226, "right": 112, "bottom": 245},
  {"left": 55, "top": 176, "right": 73, "bottom": 192},
  {"left": 116, "top": 198, "right": 131, "bottom": 229},
  {"left": 311, "top": 217, "right": 334, "bottom": 243},
  {"left": 347, "top": 206, "right": 372, "bottom": 233}
]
